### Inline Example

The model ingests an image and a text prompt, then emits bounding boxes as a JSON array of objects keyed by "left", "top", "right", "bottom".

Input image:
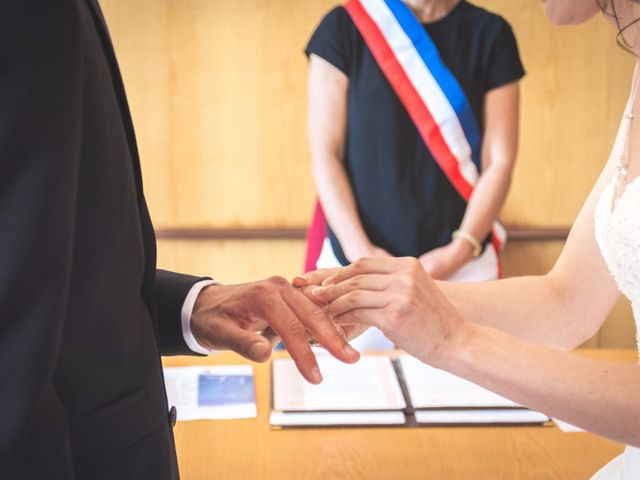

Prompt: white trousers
[{"left": 316, "top": 238, "right": 499, "bottom": 351}]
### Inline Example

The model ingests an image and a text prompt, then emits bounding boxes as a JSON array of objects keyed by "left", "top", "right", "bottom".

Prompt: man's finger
[
  {"left": 281, "top": 286, "right": 360, "bottom": 365},
  {"left": 208, "top": 319, "right": 273, "bottom": 363},
  {"left": 260, "top": 326, "right": 281, "bottom": 347},
  {"left": 263, "top": 292, "right": 326, "bottom": 384}
]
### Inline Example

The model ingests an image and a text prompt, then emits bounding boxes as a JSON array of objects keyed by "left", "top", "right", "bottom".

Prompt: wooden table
[{"left": 163, "top": 349, "right": 637, "bottom": 480}]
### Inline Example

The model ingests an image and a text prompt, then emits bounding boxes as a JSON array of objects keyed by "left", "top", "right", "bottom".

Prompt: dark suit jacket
[{"left": 0, "top": 1, "right": 206, "bottom": 478}]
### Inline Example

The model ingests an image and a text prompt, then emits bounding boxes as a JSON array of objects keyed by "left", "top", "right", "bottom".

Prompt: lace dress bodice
[
  {"left": 592, "top": 176, "right": 640, "bottom": 479},
  {"left": 595, "top": 177, "right": 640, "bottom": 352}
]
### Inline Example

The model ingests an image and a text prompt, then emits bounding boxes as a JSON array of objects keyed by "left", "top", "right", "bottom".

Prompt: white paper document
[
  {"left": 270, "top": 354, "right": 406, "bottom": 426},
  {"left": 163, "top": 365, "right": 257, "bottom": 422},
  {"left": 399, "top": 355, "right": 549, "bottom": 424},
  {"left": 400, "top": 355, "right": 520, "bottom": 408},
  {"left": 273, "top": 354, "right": 406, "bottom": 412}
]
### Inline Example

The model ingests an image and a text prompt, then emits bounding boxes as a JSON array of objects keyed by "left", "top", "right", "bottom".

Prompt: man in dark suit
[{"left": 0, "top": 1, "right": 359, "bottom": 478}]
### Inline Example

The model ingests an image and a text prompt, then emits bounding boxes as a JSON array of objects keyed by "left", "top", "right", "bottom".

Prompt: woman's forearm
[
  {"left": 458, "top": 162, "right": 512, "bottom": 244},
  {"left": 438, "top": 275, "right": 603, "bottom": 350},
  {"left": 313, "top": 155, "right": 371, "bottom": 257},
  {"left": 457, "top": 81, "right": 519, "bottom": 243},
  {"left": 440, "top": 321, "right": 640, "bottom": 447},
  {"left": 307, "top": 55, "right": 380, "bottom": 261}
]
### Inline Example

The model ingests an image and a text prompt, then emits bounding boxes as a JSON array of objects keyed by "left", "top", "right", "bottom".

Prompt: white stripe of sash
[{"left": 359, "top": 0, "right": 479, "bottom": 187}]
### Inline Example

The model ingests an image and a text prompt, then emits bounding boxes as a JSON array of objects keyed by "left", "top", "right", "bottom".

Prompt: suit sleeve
[
  {"left": 0, "top": 1, "right": 83, "bottom": 475},
  {"left": 155, "top": 270, "right": 212, "bottom": 356}
]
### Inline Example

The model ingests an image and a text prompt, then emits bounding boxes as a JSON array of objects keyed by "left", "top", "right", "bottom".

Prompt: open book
[{"left": 270, "top": 353, "right": 549, "bottom": 428}]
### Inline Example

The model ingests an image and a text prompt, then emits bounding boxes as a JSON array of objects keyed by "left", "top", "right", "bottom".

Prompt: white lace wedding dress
[{"left": 591, "top": 171, "right": 640, "bottom": 478}]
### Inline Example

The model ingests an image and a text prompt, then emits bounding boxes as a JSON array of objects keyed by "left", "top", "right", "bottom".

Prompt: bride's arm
[
  {"left": 437, "top": 155, "right": 621, "bottom": 349},
  {"left": 440, "top": 313, "right": 640, "bottom": 447},
  {"left": 311, "top": 256, "right": 640, "bottom": 447}
]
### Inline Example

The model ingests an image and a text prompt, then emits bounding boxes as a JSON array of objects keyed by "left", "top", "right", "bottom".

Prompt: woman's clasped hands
[{"left": 294, "top": 257, "right": 473, "bottom": 367}]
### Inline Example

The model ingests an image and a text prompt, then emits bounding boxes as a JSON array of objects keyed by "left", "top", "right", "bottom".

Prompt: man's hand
[{"left": 189, "top": 277, "right": 360, "bottom": 384}]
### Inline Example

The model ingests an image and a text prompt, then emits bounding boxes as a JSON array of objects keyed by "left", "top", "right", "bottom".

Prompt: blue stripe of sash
[{"left": 382, "top": 0, "right": 482, "bottom": 169}]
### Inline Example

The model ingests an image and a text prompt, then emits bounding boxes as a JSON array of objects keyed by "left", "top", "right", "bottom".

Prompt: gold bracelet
[{"left": 452, "top": 230, "right": 482, "bottom": 257}]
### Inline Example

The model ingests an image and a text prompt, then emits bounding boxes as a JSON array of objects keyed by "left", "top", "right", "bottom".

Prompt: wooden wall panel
[
  {"left": 101, "top": 0, "right": 337, "bottom": 229},
  {"left": 100, "top": 0, "right": 634, "bottom": 230},
  {"left": 492, "top": 1, "right": 634, "bottom": 226},
  {"left": 156, "top": 239, "right": 307, "bottom": 285}
]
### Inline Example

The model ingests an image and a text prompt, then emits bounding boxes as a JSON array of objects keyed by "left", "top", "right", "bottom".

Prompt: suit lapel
[
  {"left": 86, "top": 0, "right": 111, "bottom": 41},
  {"left": 84, "top": 0, "right": 142, "bottom": 189},
  {"left": 84, "top": 0, "right": 158, "bottom": 312}
]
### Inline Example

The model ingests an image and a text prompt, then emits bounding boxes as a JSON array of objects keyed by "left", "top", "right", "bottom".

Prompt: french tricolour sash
[{"left": 305, "top": 0, "right": 506, "bottom": 274}]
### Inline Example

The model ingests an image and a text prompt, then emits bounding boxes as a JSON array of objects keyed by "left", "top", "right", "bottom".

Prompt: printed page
[
  {"left": 273, "top": 354, "right": 406, "bottom": 412},
  {"left": 399, "top": 355, "right": 518, "bottom": 408}
]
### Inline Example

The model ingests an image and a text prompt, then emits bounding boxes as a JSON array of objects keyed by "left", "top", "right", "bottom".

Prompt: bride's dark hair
[{"left": 599, "top": 0, "right": 640, "bottom": 51}]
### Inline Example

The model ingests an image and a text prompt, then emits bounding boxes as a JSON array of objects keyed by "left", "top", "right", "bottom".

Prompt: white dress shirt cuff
[{"left": 181, "top": 279, "right": 219, "bottom": 355}]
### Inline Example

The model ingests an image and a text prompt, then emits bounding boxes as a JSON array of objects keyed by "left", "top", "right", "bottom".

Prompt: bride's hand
[
  {"left": 292, "top": 268, "right": 371, "bottom": 343},
  {"left": 308, "top": 257, "right": 469, "bottom": 366}
]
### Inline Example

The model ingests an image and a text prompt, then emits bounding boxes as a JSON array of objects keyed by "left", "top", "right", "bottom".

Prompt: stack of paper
[
  {"left": 399, "top": 355, "right": 549, "bottom": 425},
  {"left": 164, "top": 365, "right": 257, "bottom": 421},
  {"left": 270, "top": 354, "right": 406, "bottom": 427}
]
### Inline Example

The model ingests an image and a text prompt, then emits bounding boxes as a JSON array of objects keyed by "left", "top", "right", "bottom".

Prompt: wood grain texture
[
  {"left": 100, "top": 0, "right": 634, "bottom": 229},
  {"left": 154, "top": 226, "right": 572, "bottom": 240},
  {"left": 163, "top": 349, "right": 637, "bottom": 480},
  {"left": 100, "top": 0, "right": 337, "bottom": 229},
  {"left": 156, "top": 238, "right": 307, "bottom": 284},
  {"left": 495, "top": 1, "right": 634, "bottom": 227}
]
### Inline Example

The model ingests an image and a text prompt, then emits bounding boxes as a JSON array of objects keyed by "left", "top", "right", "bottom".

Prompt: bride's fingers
[
  {"left": 341, "top": 324, "right": 370, "bottom": 342},
  {"left": 334, "top": 308, "right": 385, "bottom": 329},
  {"left": 292, "top": 268, "right": 341, "bottom": 288},
  {"left": 297, "top": 285, "right": 327, "bottom": 306},
  {"left": 325, "top": 290, "right": 390, "bottom": 318},
  {"left": 322, "top": 257, "right": 403, "bottom": 286},
  {"left": 311, "top": 274, "right": 391, "bottom": 303}
]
